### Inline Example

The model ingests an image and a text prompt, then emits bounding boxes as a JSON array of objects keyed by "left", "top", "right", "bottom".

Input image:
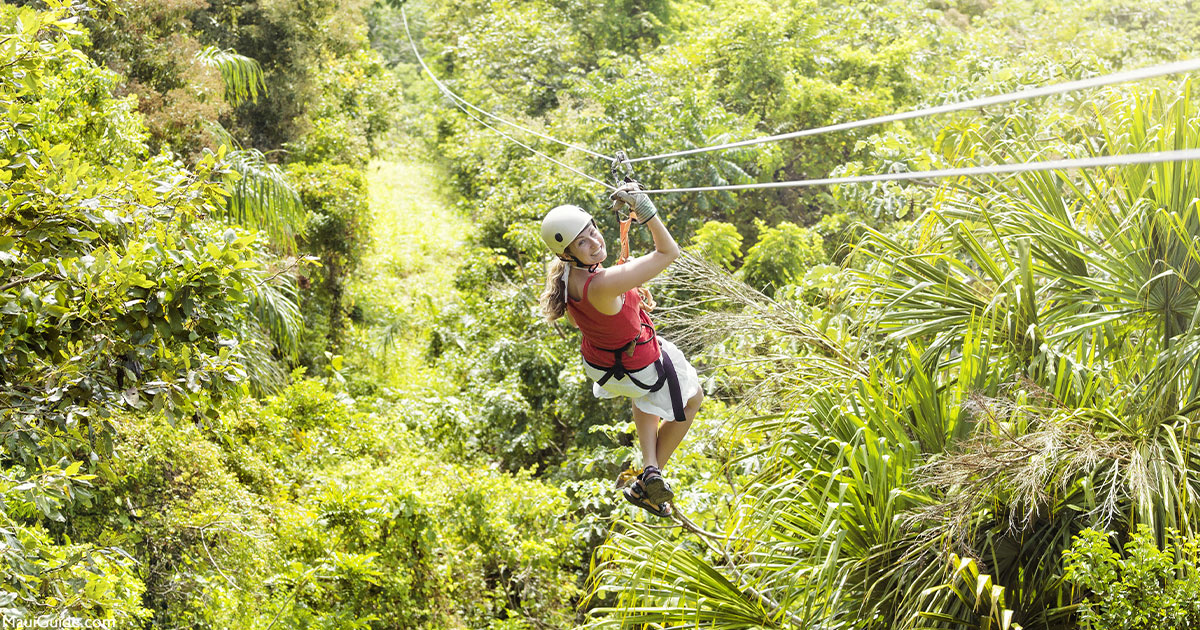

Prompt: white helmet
[{"left": 540, "top": 204, "right": 594, "bottom": 255}]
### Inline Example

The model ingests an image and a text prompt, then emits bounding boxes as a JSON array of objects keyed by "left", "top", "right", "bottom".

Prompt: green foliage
[
  {"left": 213, "top": 0, "right": 391, "bottom": 152},
  {"left": 13, "top": 0, "right": 1200, "bottom": 627},
  {"left": 88, "top": 411, "right": 273, "bottom": 627},
  {"left": 0, "top": 5, "right": 311, "bottom": 626},
  {"left": 195, "top": 45, "right": 268, "bottom": 106},
  {"left": 1065, "top": 527, "right": 1200, "bottom": 629},
  {"left": 285, "top": 47, "right": 397, "bottom": 169},
  {"left": 38, "top": 370, "right": 585, "bottom": 629},
  {"left": 286, "top": 161, "right": 372, "bottom": 365},
  {"left": 424, "top": 278, "right": 627, "bottom": 471},
  {"left": 279, "top": 459, "right": 583, "bottom": 630},
  {"left": 688, "top": 220, "right": 742, "bottom": 270},
  {"left": 223, "top": 147, "right": 305, "bottom": 250},
  {"left": 0, "top": 462, "right": 150, "bottom": 626},
  {"left": 740, "top": 220, "right": 826, "bottom": 295},
  {"left": 288, "top": 163, "right": 370, "bottom": 280},
  {"left": 82, "top": 0, "right": 236, "bottom": 157},
  {"left": 286, "top": 115, "right": 372, "bottom": 170},
  {"left": 0, "top": 2, "right": 278, "bottom": 464},
  {"left": 245, "top": 264, "right": 306, "bottom": 363}
]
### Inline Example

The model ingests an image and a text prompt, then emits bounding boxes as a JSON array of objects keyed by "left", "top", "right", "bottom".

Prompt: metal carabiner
[
  {"left": 608, "top": 150, "right": 638, "bottom": 220},
  {"left": 610, "top": 150, "right": 635, "bottom": 186}
]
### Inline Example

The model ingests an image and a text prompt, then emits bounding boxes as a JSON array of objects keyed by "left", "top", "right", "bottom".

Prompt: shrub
[
  {"left": 286, "top": 116, "right": 371, "bottom": 169},
  {"left": 1064, "top": 526, "right": 1200, "bottom": 629},
  {"left": 741, "top": 220, "right": 827, "bottom": 295},
  {"left": 287, "top": 161, "right": 371, "bottom": 362},
  {"left": 688, "top": 220, "right": 743, "bottom": 270}
]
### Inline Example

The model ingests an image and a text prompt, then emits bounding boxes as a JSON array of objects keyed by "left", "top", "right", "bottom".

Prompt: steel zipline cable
[
  {"left": 626, "top": 58, "right": 1200, "bottom": 164},
  {"left": 403, "top": 7, "right": 1200, "bottom": 192},
  {"left": 633, "top": 149, "right": 1200, "bottom": 194},
  {"left": 400, "top": 7, "right": 614, "bottom": 163},
  {"left": 443, "top": 95, "right": 616, "bottom": 191}
]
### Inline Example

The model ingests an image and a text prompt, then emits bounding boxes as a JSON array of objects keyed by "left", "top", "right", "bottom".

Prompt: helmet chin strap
[{"left": 559, "top": 254, "right": 600, "bottom": 303}]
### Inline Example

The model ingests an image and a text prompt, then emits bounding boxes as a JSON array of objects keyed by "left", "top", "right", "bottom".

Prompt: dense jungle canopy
[{"left": 3, "top": 0, "right": 1200, "bottom": 628}]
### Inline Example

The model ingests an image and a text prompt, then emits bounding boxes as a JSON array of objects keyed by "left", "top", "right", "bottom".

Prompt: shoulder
[
  {"left": 583, "top": 269, "right": 624, "bottom": 316},
  {"left": 567, "top": 267, "right": 596, "bottom": 301}
]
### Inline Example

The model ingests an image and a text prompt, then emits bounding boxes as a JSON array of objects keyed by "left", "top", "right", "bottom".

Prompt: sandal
[
  {"left": 639, "top": 465, "right": 674, "bottom": 506},
  {"left": 622, "top": 479, "right": 673, "bottom": 518}
]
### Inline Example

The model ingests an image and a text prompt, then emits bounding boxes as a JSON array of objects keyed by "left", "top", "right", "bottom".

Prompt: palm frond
[
  {"left": 200, "top": 118, "right": 237, "bottom": 149},
  {"left": 195, "top": 46, "right": 268, "bottom": 106},
  {"left": 246, "top": 265, "right": 304, "bottom": 360},
  {"left": 222, "top": 148, "right": 304, "bottom": 251},
  {"left": 235, "top": 322, "right": 289, "bottom": 396}
]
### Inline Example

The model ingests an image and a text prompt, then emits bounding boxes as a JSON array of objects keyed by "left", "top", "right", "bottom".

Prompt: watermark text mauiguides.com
[{"left": 2, "top": 619, "right": 116, "bottom": 629}]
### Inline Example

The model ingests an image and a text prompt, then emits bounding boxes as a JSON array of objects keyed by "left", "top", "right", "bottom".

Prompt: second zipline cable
[
  {"left": 625, "top": 58, "right": 1200, "bottom": 164},
  {"left": 401, "top": 7, "right": 614, "bottom": 163},
  {"left": 633, "top": 149, "right": 1200, "bottom": 194}
]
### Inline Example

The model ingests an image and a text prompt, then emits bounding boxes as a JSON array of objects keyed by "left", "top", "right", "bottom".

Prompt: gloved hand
[{"left": 609, "top": 182, "right": 659, "bottom": 225}]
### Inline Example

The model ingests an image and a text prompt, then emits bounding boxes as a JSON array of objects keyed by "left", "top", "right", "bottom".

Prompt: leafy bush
[
  {"left": 741, "top": 220, "right": 826, "bottom": 295},
  {"left": 286, "top": 161, "right": 371, "bottom": 362},
  {"left": 289, "top": 162, "right": 370, "bottom": 279},
  {"left": 0, "top": 462, "right": 150, "bottom": 626},
  {"left": 286, "top": 115, "right": 371, "bottom": 169},
  {"left": 84, "top": 412, "right": 274, "bottom": 628},
  {"left": 426, "top": 266, "right": 632, "bottom": 472},
  {"left": 83, "top": 0, "right": 233, "bottom": 157},
  {"left": 0, "top": 5, "right": 302, "bottom": 625},
  {"left": 1065, "top": 526, "right": 1200, "bottom": 629},
  {"left": 288, "top": 47, "right": 397, "bottom": 167},
  {"left": 688, "top": 220, "right": 743, "bottom": 270},
  {"left": 0, "top": 2, "right": 276, "bottom": 465}
]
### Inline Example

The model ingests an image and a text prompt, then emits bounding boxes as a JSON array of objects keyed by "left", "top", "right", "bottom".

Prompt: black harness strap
[
  {"left": 591, "top": 335, "right": 661, "bottom": 390},
  {"left": 658, "top": 350, "right": 687, "bottom": 423},
  {"left": 587, "top": 326, "right": 687, "bottom": 422}
]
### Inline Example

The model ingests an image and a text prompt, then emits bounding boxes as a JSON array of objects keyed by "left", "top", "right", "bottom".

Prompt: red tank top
[{"left": 566, "top": 273, "right": 660, "bottom": 370}]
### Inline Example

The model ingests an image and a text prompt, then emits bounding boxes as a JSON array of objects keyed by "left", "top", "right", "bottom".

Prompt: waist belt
[{"left": 584, "top": 325, "right": 686, "bottom": 422}]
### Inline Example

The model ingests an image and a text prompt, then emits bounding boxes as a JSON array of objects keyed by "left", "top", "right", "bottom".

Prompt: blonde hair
[{"left": 540, "top": 257, "right": 568, "bottom": 321}]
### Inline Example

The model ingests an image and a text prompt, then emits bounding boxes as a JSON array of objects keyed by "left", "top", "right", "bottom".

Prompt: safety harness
[
  {"left": 610, "top": 150, "right": 636, "bottom": 265},
  {"left": 583, "top": 325, "right": 686, "bottom": 422}
]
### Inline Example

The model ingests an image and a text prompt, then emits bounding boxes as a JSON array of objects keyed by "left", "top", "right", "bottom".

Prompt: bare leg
[
  {"left": 631, "top": 401, "right": 661, "bottom": 469},
  {"left": 654, "top": 389, "right": 703, "bottom": 468}
]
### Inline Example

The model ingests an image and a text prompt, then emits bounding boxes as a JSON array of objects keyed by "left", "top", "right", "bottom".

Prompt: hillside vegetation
[{"left": 3, "top": 0, "right": 1200, "bottom": 628}]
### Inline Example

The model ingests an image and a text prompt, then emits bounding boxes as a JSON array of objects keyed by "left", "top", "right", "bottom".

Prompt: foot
[
  {"left": 639, "top": 465, "right": 674, "bottom": 506},
  {"left": 622, "top": 479, "right": 673, "bottom": 518}
]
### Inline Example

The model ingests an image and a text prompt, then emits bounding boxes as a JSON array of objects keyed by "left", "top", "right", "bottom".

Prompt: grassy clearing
[{"left": 343, "top": 160, "right": 466, "bottom": 396}]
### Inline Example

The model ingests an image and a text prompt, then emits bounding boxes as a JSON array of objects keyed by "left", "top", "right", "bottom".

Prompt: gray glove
[{"left": 609, "top": 182, "right": 659, "bottom": 225}]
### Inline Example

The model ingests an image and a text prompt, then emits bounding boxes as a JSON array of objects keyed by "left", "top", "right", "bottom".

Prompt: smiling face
[{"left": 565, "top": 221, "right": 607, "bottom": 265}]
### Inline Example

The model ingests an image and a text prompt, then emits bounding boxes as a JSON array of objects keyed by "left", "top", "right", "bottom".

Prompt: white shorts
[{"left": 583, "top": 337, "right": 701, "bottom": 421}]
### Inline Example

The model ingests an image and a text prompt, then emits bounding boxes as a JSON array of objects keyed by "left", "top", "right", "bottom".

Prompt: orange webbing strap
[
  {"left": 615, "top": 204, "right": 653, "bottom": 310},
  {"left": 617, "top": 216, "right": 632, "bottom": 265}
]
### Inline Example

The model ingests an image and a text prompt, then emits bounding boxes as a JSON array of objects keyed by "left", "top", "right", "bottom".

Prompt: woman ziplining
[{"left": 538, "top": 182, "right": 704, "bottom": 518}]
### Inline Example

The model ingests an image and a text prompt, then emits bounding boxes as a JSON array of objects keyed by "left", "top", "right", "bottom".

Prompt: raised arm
[{"left": 588, "top": 187, "right": 679, "bottom": 306}]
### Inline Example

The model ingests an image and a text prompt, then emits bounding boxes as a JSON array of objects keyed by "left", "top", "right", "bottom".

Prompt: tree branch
[{"left": 1, "top": 271, "right": 49, "bottom": 292}]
